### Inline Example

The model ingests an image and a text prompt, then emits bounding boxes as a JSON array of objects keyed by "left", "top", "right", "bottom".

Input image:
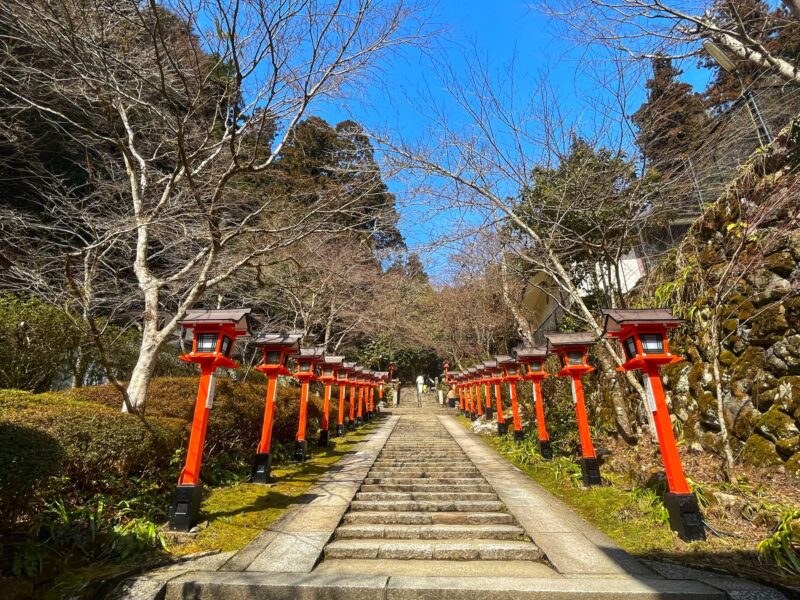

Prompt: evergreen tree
[{"left": 633, "top": 56, "right": 710, "bottom": 177}]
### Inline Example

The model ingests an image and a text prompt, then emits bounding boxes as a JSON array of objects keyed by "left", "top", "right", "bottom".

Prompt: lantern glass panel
[
  {"left": 299, "top": 359, "right": 312, "bottom": 372},
  {"left": 623, "top": 336, "right": 638, "bottom": 360},
  {"left": 641, "top": 334, "right": 664, "bottom": 353},
  {"left": 507, "top": 365, "right": 517, "bottom": 375},
  {"left": 567, "top": 351, "right": 584, "bottom": 365},
  {"left": 338, "top": 371, "right": 349, "bottom": 381},
  {"left": 264, "top": 350, "right": 283, "bottom": 365},
  {"left": 221, "top": 336, "right": 233, "bottom": 356},
  {"left": 323, "top": 367, "right": 334, "bottom": 377},
  {"left": 197, "top": 333, "right": 218, "bottom": 353},
  {"left": 529, "top": 361, "right": 543, "bottom": 373}
]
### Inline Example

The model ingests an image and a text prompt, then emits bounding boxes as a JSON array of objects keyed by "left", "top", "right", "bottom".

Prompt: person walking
[{"left": 416, "top": 374, "right": 424, "bottom": 395}]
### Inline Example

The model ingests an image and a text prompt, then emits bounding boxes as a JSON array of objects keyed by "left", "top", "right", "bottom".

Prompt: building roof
[
  {"left": 252, "top": 333, "right": 302, "bottom": 350},
  {"left": 545, "top": 332, "right": 596, "bottom": 348},
  {"left": 179, "top": 308, "right": 252, "bottom": 334},
  {"left": 601, "top": 308, "right": 683, "bottom": 334}
]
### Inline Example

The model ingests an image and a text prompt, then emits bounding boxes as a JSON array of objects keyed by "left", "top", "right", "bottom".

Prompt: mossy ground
[
  {"left": 51, "top": 421, "right": 380, "bottom": 598},
  {"left": 455, "top": 416, "right": 800, "bottom": 590}
]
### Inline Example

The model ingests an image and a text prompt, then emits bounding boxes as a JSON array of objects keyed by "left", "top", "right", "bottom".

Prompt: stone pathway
[
  {"left": 324, "top": 413, "right": 542, "bottom": 561},
  {"left": 118, "top": 398, "right": 789, "bottom": 599}
]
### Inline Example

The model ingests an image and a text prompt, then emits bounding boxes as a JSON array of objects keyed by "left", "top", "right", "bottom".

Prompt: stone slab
[
  {"left": 439, "top": 416, "right": 655, "bottom": 578},
  {"left": 385, "top": 575, "right": 726, "bottom": 599}
]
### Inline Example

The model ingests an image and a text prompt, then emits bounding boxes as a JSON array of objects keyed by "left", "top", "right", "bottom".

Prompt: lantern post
[
  {"left": 466, "top": 368, "right": 478, "bottom": 420},
  {"left": 365, "top": 370, "right": 375, "bottom": 422},
  {"left": 348, "top": 366, "right": 360, "bottom": 430},
  {"left": 490, "top": 361, "right": 508, "bottom": 434},
  {"left": 169, "top": 308, "right": 252, "bottom": 532},
  {"left": 251, "top": 333, "right": 301, "bottom": 484},
  {"left": 335, "top": 362, "right": 354, "bottom": 436},
  {"left": 354, "top": 367, "right": 367, "bottom": 426},
  {"left": 481, "top": 361, "right": 496, "bottom": 420},
  {"left": 497, "top": 355, "right": 524, "bottom": 442},
  {"left": 376, "top": 371, "right": 387, "bottom": 414},
  {"left": 602, "top": 308, "right": 706, "bottom": 541},
  {"left": 546, "top": 333, "right": 601, "bottom": 486},
  {"left": 319, "top": 356, "right": 344, "bottom": 447},
  {"left": 291, "top": 346, "right": 325, "bottom": 462},
  {"left": 474, "top": 366, "right": 486, "bottom": 418},
  {"left": 516, "top": 346, "right": 553, "bottom": 459},
  {"left": 456, "top": 373, "right": 467, "bottom": 414}
]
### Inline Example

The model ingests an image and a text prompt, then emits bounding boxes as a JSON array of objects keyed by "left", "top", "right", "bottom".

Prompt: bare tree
[
  {"left": 542, "top": 0, "right": 800, "bottom": 84},
  {"left": 0, "top": 0, "right": 422, "bottom": 411}
]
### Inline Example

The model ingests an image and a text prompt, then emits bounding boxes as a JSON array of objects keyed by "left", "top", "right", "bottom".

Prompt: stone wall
[{"left": 645, "top": 118, "right": 800, "bottom": 479}]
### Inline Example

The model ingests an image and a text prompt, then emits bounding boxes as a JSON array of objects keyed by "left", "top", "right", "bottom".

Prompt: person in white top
[{"left": 416, "top": 374, "right": 424, "bottom": 395}]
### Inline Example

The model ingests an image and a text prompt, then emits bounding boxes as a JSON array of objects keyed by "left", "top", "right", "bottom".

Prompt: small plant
[{"left": 757, "top": 510, "right": 800, "bottom": 575}]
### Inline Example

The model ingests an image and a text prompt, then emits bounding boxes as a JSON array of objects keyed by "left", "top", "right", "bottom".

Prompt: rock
[
  {"left": 741, "top": 434, "right": 784, "bottom": 467},
  {"left": 765, "top": 335, "right": 800, "bottom": 376},
  {"left": 787, "top": 229, "right": 800, "bottom": 262},
  {"left": 689, "top": 441, "right": 704, "bottom": 454},
  {"left": 748, "top": 271, "right": 792, "bottom": 305},
  {"left": 776, "top": 434, "right": 800, "bottom": 459},
  {"left": 750, "top": 304, "right": 789, "bottom": 344},
  {"left": 763, "top": 250, "right": 796, "bottom": 278},
  {"left": 755, "top": 405, "right": 799, "bottom": 442},
  {"left": 785, "top": 452, "right": 800, "bottom": 479},
  {"left": 712, "top": 491, "right": 739, "bottom": 509},
  {"left": 731, "top": 403, "right": 759, "bottom": 440}
]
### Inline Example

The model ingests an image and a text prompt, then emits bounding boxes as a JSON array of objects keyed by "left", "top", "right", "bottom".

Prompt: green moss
[
  {"left": 785, "top": 453, "right": 800, "bottom": 479},
  {"left": 755, "top": 406, "right": 799, "bottom": 442},
  {"left": 742, "top": 434, "right": 783, "bottom": 467},
  {"left": 719, "top": 350, "right": 737, "bottom": 367},
  {"left": 168, "top": 422, "right": 380, "bottom": 556}
]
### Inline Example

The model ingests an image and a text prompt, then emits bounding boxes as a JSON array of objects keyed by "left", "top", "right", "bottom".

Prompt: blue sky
[{"left": 316, "top": 1, "right": 715, "bottom": 281}]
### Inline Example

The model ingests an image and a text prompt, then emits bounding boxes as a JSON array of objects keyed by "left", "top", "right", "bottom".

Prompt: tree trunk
[
  {"left": 709, "top": 315, "right": 738, "bottom": 483},
  {"left": 595, "top": 346, "right": 638, "bottom": 444},
  {"left": 124, "top": 338, "right": 162, "bottom": 412}
]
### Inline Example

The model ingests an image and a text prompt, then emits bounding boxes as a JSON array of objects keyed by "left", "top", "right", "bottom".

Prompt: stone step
[
  {"left": 355, "top": 491, "right": 498, "bottom": 501},
  {"left": 349, "top": 499, "right": 505, "bottom": 512},
  {"left": 368, "top": 468, "right": 480, "bottom": 476},
  {"left": 342, "top": 511, "right": 516, "bottom": 525},
  {"left": 324, "top": 539, "right": 541, "bottom": 560},
  {"left": 360, "top": 483, "right": 493, "bottom": 493},
  {"left": 335, "top": 523, "right": 526, "bottom": 540},
  {"left": 364, "top": 477, "right": 486, "bottom": 485},
  {"left": 372, "top": 459, "right": 465, "bottom": 465}
]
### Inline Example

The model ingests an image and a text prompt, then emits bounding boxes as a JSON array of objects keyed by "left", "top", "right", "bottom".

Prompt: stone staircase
[
  {"left": 324, "top": 413, "right": 542, "bottom": 561},
  {"left": 389, "top": 387, "right": 452, "bottom": 415}
]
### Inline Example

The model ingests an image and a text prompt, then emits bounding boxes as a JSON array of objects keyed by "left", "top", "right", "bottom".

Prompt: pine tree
[{"left": 633, "top": 56, "right": 710, "bottom": 178}]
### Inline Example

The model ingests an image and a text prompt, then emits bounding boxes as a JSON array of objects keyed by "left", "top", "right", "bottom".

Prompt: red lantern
[
  {"left": 602, "top": 308, "right": 704, "bottom": 541},
  {"left": 291, "top": 347, "right": 325, "bottom": 461},
  {"left": 335, "top": 362, "right": 354, "bottom": 436},
  {"left": 546, "top": 333, "right": 600, "bottom": 486},
  {"left": 170, "top": 308, "right": 252, "bottom": 532},
  {"left": 319, "top": 356, "right": 344, "bottom": 447},
  {"left": 496, "top": 355, "right": 524, "bottom": 442},
  {"left": 515, "top": 346, "right": 553, "bottom": 459},
  {"left": 251, "top": 333, "right": 301, "bottom": 484}
]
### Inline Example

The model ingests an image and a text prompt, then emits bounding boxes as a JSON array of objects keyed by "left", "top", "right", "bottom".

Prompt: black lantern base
[
  {"left": 294, "top": 439, "right": 308, "bottom": 462},
  {"left": 539, "top": 440, "right": 553, "bottom": 460},
  {"left": 485, "top": 406, "right": 494, "bottom": 420},
  {"left": 469, "top": 412, "right": 477, "bottom": 421},
  {"left": 664, "top": 492, "right": 706, "bottom": 541},
  {"left": 335, "top": 424, "right": 345, "bottom": 436},
  {"left": 318, "top": 429, "right": 329, "bottom": 448},
  {"left": 580, "top": 457, "right": 602, "bottom": 486},
  {"left": 347, "top": 420, "right": 355, "bottom": 431},
  {"left": 365, "top": 411, "right": 371, "bottom": 422},
  {"left": 355, "top": 417, "right": 363, "bottom": 427},
  {"left": 497, "top": 422, "right": 509, "bottom": 435},
  {"left": 251, "top": 452, "right": 272, "bottom": 484},
  {"left": 513, "top": 429, "right": 524, "bottom": 443},
  {"left": 169, "top": 483, "right": 203, "bottom": 532}
]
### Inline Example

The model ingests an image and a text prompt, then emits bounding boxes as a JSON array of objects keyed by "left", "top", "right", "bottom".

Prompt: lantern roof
[
  {"left": 483, "top": 360, "right": 497, "bottom": 370},
  {"left": 466, "top": 367, "right": 477, "bottom": 374},
  {"left": 514, "top": 345, "right": 549, "bottom": 360},
  {"left": 601, "top": 308, "right": 683, "bottom": 335},
  {"left": 179, "top": 308, "right": 252, "bottom": 335},
  {"left": 342, "top": 361, "right": 356, "bottom": 370},
  {"left": 545, "top": 332, "right": 596, "bottom": 350},
  {"left": 293, "top": 346, "right": 325, "bottom": 361},
  {"left": 352, "top": 365, "right": 364, "bottom": 374},
  {"left": 495, "top": 354, "right": 515, "bottom": 365},
  {"left": 323, "top": 355, "right": 345, "bottom": 367},
  {"left": 252, "top": 333, "right": 302, "bottom": 351}
]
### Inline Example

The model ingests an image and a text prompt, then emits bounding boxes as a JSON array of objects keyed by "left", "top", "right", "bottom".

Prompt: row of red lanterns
[
  {"left": 443, "top": 308, "right": 706, "bottom": 542},
  {"left": 167, "top": 308, "right": 395, "bottom": 532}
]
